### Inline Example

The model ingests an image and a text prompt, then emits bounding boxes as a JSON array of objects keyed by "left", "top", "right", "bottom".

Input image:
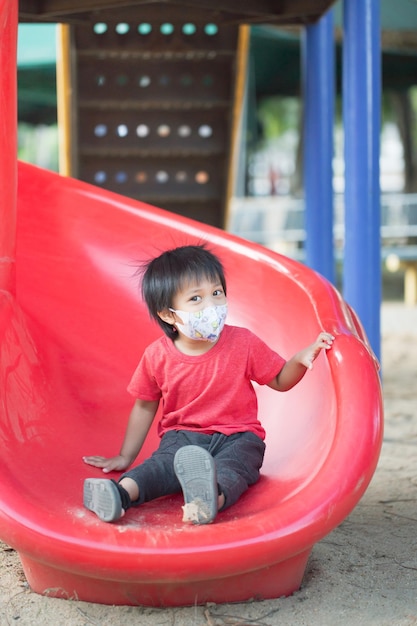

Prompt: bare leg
[{"left": 119, "top": 477, "right": 139, "bottom": 502}]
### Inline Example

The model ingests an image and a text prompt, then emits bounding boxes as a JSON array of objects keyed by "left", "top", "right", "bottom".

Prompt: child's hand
[
  {"left": 299, "top": 332, "right": 335, "bottom": 370},
  {"left": 82, "top": 454, "right": 131, "bottom": 473}
]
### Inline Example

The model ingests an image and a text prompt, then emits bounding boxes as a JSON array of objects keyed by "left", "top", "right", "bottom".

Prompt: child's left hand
[{"left": 299, "top": 332, "right": 335, "bottom": 370}]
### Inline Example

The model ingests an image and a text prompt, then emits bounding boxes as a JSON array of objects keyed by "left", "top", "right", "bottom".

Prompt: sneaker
[
  {"left": 174, "top": 445, "right": 218, "bottom": 524},
  {"left": 83, "top": 478, "right": 123, "bottom": 522}
]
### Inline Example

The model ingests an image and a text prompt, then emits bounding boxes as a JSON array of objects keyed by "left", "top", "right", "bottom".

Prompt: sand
[{"left": 1, "top": 302, "right": 416, "bottom": 626}]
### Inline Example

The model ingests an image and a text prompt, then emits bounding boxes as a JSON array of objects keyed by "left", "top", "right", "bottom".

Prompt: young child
[{"left": 83, "top": 244, "right": 334, "bottom": 524}]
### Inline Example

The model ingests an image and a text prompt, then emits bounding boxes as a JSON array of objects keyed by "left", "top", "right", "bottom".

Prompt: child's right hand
[{"left": 82, "top": 454, "right": 131, "bottom": 473}]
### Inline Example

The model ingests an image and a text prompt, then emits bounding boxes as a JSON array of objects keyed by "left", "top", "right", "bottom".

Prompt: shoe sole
[
  {"left": 174, "top": 445, "right": 218, "bottom": 524},
  {"left": 83, "top": 478, "right": 122, "bottom": 522}
]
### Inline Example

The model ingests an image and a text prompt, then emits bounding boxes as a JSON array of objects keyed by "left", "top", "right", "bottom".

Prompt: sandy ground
[{"left": 1, "top": 302, "right": 416, "bottom": 626}]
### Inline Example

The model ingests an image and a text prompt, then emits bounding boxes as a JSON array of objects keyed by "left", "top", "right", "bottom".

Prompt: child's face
[{"left": 171, "top": 277, "right": 227, "bottom": 313}]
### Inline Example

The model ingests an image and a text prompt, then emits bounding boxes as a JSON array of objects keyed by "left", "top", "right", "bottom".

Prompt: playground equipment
[
  {"left": 0, "top": 0, "right": 383, "bottom": 607},
  {"left": 0, "top": 161, "right": 383, "bottom": 606}
]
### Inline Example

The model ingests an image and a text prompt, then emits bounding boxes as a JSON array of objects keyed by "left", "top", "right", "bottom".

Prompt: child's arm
[
  {"left": 267, "top": 332, "right": 334, "bottom": 392},
  {"left": 83, "top": 398, "right": 159, "bottom": 473}
]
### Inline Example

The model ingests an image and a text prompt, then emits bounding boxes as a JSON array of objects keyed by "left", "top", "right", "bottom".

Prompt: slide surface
[{"left": 0, "top": 162, "right": 383, "bottom": 606}]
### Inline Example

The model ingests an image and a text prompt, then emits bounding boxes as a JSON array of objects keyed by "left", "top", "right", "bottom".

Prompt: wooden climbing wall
[{"left": 58, "top": 6, "right": 247, "bottom": 228}]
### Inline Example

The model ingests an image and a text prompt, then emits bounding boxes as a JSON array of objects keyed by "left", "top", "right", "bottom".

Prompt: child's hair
[{"left": 141, "top": 244, "right": 227, "bottom": 340}]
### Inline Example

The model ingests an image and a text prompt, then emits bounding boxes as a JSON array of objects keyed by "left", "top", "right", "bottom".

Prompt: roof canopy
[
  {"left": 18, "top": 0, "right": 336, "bottom": 25},
  {"left": 17, "top": 0, "right": 417, "bottom": 124},
  {"left": 251, "top": 25, "right": 417, "bottom": 98}
]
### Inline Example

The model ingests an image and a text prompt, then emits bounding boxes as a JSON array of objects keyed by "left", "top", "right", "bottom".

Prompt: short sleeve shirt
[{"left": 127, "top": 325, "right": 286, "bottom": 440}]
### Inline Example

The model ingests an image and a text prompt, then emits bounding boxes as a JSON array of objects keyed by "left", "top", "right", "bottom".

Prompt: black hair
[{"left": 141, "top": 244, "right": 227, "bottom": 340}]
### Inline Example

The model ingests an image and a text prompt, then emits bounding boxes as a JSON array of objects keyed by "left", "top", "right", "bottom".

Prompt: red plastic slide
[{"left": 0, "top": 161, "right": 383, "bottom": 606}]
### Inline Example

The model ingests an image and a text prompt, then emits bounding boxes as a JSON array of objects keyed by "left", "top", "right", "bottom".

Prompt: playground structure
[
  {"left": 1, "top": 0, "right": 383, "bottom": 607},
  {"left": 15, "top": 0, "right": 385, "bottom": 357}
]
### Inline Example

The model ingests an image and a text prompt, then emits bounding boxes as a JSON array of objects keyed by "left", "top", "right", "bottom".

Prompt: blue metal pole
[
  {"left": 302, "top": 9, "right": 335, "bottom": 284},
  {"left": 343, "top": 0, "right": 381, "bottom": 360}
]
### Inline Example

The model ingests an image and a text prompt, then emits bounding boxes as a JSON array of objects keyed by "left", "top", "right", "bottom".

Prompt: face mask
[{"left": 170, "top": 304, "right": 228, "bottom": 342}]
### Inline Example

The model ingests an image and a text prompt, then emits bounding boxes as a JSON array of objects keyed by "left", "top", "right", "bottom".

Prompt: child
[{"left": 83, "top": 244, "right": 334, "bottom": 524}]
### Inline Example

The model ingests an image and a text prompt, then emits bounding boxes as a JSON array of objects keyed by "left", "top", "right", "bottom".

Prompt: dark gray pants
[{"left": 121, "top": 430, "right": 265, "bottom": 511}]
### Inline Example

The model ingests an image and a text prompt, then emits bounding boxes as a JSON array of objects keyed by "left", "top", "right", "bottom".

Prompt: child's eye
[
  {"left": 213, "top": 289, "right": 223, "bottom": 296},
  {"left": 190, "top": 295, "right": 201, "bottom": 302}
]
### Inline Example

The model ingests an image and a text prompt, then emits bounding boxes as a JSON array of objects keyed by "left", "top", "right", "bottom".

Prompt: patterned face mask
[{"left": 169, "top": 304, "right": 228, "bottom": 342}]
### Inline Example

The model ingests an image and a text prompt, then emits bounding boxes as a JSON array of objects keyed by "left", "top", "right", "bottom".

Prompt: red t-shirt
[{"left": 127, "top": 325, "right": 286, "bottom": 440}]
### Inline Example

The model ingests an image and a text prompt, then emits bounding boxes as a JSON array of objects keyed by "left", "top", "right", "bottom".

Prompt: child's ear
[{"left": 158, "top": 309, "right": 175, "bottom": 324}]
